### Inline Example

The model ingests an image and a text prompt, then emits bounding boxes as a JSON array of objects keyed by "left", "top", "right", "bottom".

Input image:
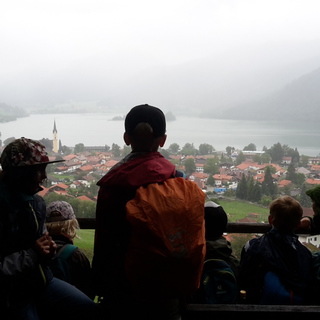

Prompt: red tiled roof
[{"left": 77, "top": 195, "right": 94, "bottom": 202}]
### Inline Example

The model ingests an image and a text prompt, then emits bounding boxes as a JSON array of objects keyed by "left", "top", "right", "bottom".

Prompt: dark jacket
[
  {"left": 239, "top": 228, "right": 313, "bottom": 304},
  {"left": 92, "top": 151, "right": 177, "bottom": 300},
  {"left": 0, "top": 182, "right": 53, "bottom": 307},
  {"left": 205, "top": 237, "right": 240, "bottom": 279},
  {"left": 51, "top": 234, "right": 94, "bottom": 299}
]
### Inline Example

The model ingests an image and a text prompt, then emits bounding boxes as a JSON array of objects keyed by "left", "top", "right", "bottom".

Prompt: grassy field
[
  {"left": 74, "top": 229, "right": 95, "bottom": 262},
  {"left": 218, "top": 199, "right": 269, "bottom": 223},
  {"left": 74, "top": 199, "right": 270, "bottom": 263}
]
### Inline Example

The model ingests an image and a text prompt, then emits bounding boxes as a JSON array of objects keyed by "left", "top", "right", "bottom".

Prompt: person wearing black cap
[
  {"left": 203, "top": 201, "right": 239, "bottom": 277},
  {"left": 93, "top": 104, "right": 186, "bottom": 319},
  {"left": 299, "top": 185, "right": 320, "bottom": 234},
  {"left": 0, "top": 138, "right": 102, "bottom": 320}
]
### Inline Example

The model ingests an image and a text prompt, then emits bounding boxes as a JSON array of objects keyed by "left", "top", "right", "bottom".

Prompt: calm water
[{"left": 1, "top": 113, "right": 319, "bottom": 156}]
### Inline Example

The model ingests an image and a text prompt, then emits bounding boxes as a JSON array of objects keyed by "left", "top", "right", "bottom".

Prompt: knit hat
[
  {"left": 125, "top": 104, "right": 166, "bottom": 138},
  {"left": 46, "top": 201, "right": 76, "bottom": 222},
  {"left": 306, "top": 185, "right": 320, "bottom": 207},
  {"left": 204, "top": 201, "right": 228, "bottom": 239},
  {"left": 0, "top": 137, "right": 64, "bottom": 170}
]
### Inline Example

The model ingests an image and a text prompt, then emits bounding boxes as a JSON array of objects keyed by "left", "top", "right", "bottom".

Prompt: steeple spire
[
  {"left": 52, "top": 119, "right": 59, "bottom": 153},
  {"left": 53, "top": 119, "right": 57, "bottom": 133}
]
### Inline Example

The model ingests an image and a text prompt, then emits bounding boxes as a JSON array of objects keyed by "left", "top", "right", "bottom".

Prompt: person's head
[
  {"left": 0, "top": 137, "right": 64, "bottom": 195},
  {"left": 306, "top": 185, "right": 320, "bottom": 215},
  {"left": 123, "top": 104, "right": 167, "bottom": 152},
  {"left": 268, "top": 196, "right": 303, "bottom": 232},
  {"left": 45, "top": 200, "right": 79, "bottom": 239},
  {"left": 204, "top": 201, "right": 228, "bottom": 240}
]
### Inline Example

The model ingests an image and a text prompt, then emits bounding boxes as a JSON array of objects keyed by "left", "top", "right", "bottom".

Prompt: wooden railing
[{"left": 77, "top": 219, "right": 320, "bottom": 319}]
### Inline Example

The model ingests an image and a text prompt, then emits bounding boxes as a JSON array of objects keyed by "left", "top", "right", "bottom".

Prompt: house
[
  {"left": 50, "top": 182, "right": 68, "bottom": 190},
  {"left": 278, "top": 179, "right": 292, "bottom": 188},
  {"left": 212, "top": 174, "right": 235, "bottom": 186},
  {"left": 188, "top": 172, "right": 208, "bottom": 190},
  {"left": 63, "top": 154, "right": 78, "bottom": 161},
  {"left": 310, "top": 165, "right": 320, "bottom": 175},
  {"left": 296, "top": 167, "right": 311, "bottom": 176},
  {"left": 78, "top": 164, "right": 94, "bottom": 173},
  {"left": 308, "top": 157, "right": 320, "bottom": 165},
  {"left": 282, "top": 157, "right": 292, "bottom": 164},
  {"left": 77, "top": 195, "right": 95, "bottom": 202},
  {"left": 195, "top": 163, "right": 204, "bottom": 173},
  {"left": 305, "top": 178, "right": 320, "bottom": 185},
  {"left": 102, "top": 160, "right": 119, "bottom": 171}
]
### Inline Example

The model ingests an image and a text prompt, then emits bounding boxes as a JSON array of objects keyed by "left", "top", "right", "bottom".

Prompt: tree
[
  {"left": 261, "top": 166, "right": 277, "bottom": 197},
  {"left": 246, "top": 176, "right": 255, "bottom": 201},
  {"left": 184, "top": 158, "right": 196, "bottom": 175},
  {"left": 236, "top": 175, "right": 247, "bottom": 200},
  {"left": 243, "top": 143, "right": 256, "bottom": 151},
  {"left": 235, "top": 151, "right": 246, "bottom": 165},
  {"left": 300, "top": 155, "right": 309, "bottom": 167},
  {"left": 300, "top": 183, "right": 312, "bottom": 207},
  {"left": 286, "top": 163, "right": 297, "bottom": 183},
  {"left": 111, "top": 143, "right": 121, "bottom": 157},
  {"left": 199, "top": 143, "right": 214, "bottom": 155},
  {"left": 261, "top": 153, "right": 271, "bottom": 164},
  {"left": 203, "top": 157, "right": 219, "bottom": 174},
  {"left": 122, "top": 145, "right": 131, "bottom": 157},
  {"left": 206, "top": 175, "right": 215, "bottom": 187},
  {"left": 181, "top": 143, "right": 197, "bottom": 156},
  {"left": 268, "top": 142, "right": 284, "bottom": 163},
  {"left": 167, "top": 143, "right": 180, "bottom": 155},
  {"left": 226, "top": 146, "right": 234, "bottom": 157},
  {"left": 159, "top": 148, "right": 170, "bottom": 159},
  {"left": 74, "top": 143, "right": 85, "bottom": 153}
]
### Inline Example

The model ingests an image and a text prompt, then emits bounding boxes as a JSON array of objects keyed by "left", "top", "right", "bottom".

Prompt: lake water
[{"left": 1, "top": 113, "right": 319, "bottom": 157}]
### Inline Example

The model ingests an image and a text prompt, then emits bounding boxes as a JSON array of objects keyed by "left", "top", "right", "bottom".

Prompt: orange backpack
[{"left": 125, "top": 177, "right": 206, "bottom": 298}]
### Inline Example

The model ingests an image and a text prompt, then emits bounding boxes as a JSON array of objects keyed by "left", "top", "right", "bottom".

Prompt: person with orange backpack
[{"left": 92, "top": 104, "right": 206, "bottom": 320}]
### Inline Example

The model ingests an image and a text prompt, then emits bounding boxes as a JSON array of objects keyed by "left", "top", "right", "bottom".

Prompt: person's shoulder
[{"left": 175, "top": 170, "right": 186, "bottom": 179}]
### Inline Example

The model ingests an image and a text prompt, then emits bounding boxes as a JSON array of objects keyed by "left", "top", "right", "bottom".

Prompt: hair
[
  {"left": 129, "top": 122, "right": 164, "bottom": 152},
  {"left": 269, "top": 196, "right": 303, "bottom": 231},
  {"left": 45, "top": 218, "right": 80, "bottom": 239}
]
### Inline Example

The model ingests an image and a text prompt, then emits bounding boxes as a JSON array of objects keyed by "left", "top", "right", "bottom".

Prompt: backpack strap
[{"left": 56, "top": 244, "right": 78, "bottom": 260}]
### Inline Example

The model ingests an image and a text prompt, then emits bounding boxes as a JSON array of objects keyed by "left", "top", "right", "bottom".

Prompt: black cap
[{"left": 124, "top": 104, "right": 166, "bottom": 138}]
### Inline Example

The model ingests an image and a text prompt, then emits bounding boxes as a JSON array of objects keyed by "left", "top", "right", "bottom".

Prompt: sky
[{"left": 1, "top": 0, "right": 320, "bottom": 109}]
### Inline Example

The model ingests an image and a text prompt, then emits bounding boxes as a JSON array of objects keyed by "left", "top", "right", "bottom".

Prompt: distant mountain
[
  {"left": 0, "top": 103, "right": 28, "bottom": 122},
  {"left": 216, "top": 66, "right": 320, "bottom": 121},
  {"left": 2, "top": 40, "right": 320, "bottom": 118}
]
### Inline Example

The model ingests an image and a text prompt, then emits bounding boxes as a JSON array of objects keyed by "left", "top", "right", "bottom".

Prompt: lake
[{"left": 0, "top": 113, "right": 319, "bottom": 157}]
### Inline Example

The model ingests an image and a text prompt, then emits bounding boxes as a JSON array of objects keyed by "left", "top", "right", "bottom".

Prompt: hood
[{"left": 97, "top": 152, "right": 176, "bottom": 189}]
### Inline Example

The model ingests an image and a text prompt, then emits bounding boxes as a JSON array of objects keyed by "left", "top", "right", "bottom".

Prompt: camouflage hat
[
  {"left": 306, "top": 185, "right": 320, "bottom": 207},
  {"left": 46, "top": 200, "right": 76, "bottom": 222},
  {"left": 0, "top": 137, "right": 64, "bottom": 170}
]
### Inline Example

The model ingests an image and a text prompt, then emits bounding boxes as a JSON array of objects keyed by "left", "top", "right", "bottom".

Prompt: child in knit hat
[{"left": 46, "top": 200, "right": 95, "bottom": 299}]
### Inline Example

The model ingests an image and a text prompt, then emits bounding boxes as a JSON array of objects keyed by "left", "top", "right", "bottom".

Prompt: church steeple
[
  {"left": 53, "top": 119, "right": 57, "bottom": 133},
  {"left": 52, "top": 119, "right": 59, "bottom": 153}
]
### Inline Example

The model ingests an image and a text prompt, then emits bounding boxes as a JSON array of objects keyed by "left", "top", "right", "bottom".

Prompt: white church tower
[{"left": 52, "top": 119, "right": 59, "bottom": 153}]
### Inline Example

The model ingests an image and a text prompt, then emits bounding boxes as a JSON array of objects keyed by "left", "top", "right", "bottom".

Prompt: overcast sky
[{"left": 2, "top": 0, "right": 320, "bottom": 108}]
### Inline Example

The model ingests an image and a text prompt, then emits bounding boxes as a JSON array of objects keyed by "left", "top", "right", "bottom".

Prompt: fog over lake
[{"left": 1, "top": 113, "right": 319, "bottom": 157}]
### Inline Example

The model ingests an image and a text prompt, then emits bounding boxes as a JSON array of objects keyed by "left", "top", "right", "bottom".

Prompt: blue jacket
[{"left": 239, "top": 228, "right": 313, "bottom": 304}]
